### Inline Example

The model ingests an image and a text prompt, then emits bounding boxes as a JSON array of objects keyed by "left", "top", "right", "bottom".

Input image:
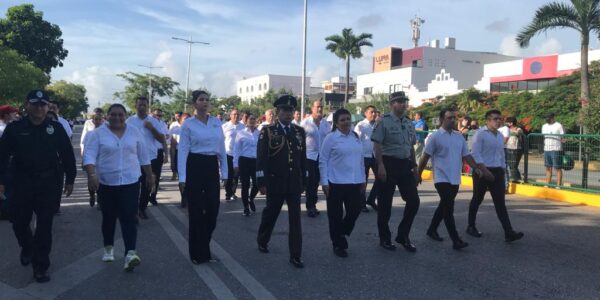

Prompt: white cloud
[
  {"left": 499, "top": 35, "right": 523, "bottom": 57},
  {"left": 61, "top": 66, "right": 125, "bottom": 109},
  {"left": 536, "top": 38, "right": 562, "bottom": 55},
  {"left": 184, "top": 0, "right": 240, "bottom": 19}
]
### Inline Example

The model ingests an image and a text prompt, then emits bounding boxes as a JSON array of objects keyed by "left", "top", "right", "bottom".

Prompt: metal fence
[
  {"left": 419, "top": 130, "right": 600, "bottom": 194},
  {"left": 522, "top": 133, "right": 600, "bottom": 193}
]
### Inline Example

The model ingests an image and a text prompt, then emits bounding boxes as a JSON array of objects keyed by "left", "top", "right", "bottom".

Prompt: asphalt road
[{"left": 1, "top": 126, "right": 599, "bottom": 299}]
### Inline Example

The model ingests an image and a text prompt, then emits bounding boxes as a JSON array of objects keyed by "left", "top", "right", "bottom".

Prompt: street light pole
[
  {"left": 301, "top": 0, "right": 308, "bottom": 116},
  {"left": 138, "top": 64, "right": 164, "bottom": 108},
  {"left": 172, "top": 36, "right": 209, "bottom": 112}
]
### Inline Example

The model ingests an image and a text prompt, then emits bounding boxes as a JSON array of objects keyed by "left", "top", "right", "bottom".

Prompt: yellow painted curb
[{"left": 422, "top": 170, "right": 600, "bottom": 208}]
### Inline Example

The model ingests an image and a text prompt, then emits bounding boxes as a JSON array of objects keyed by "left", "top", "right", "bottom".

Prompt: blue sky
[{"left": 2, "top": 0, "right": 596, "bottom": 107}]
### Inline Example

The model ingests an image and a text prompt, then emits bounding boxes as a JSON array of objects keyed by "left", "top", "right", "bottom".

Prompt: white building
[
  {"left": 237, "top": 74, "right": 311, "bottom": 103},
  {"left": 475, "top": 50, "right": 600, "bottom": 93},
  {"left": 355, "top": 38, "right": 518, "bottom": 106}
]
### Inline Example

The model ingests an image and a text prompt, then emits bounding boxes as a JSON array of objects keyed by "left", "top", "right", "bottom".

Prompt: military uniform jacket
[
  {"left": 256, "top": 122, "right": 307, "bottom": 195},
  {"left": 0, "top": 117, "right": 76, "bottom": 186}
]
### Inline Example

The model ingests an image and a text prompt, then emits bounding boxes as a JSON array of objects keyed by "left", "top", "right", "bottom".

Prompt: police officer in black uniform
[
  {"left": 256, "top": 95, "right": 307, "bottom": 268},
  {"left": 0, "top": 90, "right": 76, "bottom": 283}
]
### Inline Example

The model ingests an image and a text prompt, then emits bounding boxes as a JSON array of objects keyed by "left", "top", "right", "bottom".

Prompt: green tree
[
  {"left": 0, "top": 4, "right": 68, "bottom": 73},
  {"left": 113, "top": 72, "right": 179, "bottom": 111},
  {"left": 325, "top": 28, "right": 373, "bottom": 103},
  {"left": 0, "top": 46, "right": 48, "bottom": 106},
  {"left": 47, "top": 80, "right": 89, "bottom": 119},
  {"left": 516, "top": 0, "right": 600, "bottom": 107}
]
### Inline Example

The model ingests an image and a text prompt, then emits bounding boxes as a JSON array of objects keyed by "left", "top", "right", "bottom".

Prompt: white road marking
[
  {"left": 164, "top": 204, "right": 277, "bottom": 300},
  {"left": 149, "top": 208, "right": 236, "bottom": 300}
]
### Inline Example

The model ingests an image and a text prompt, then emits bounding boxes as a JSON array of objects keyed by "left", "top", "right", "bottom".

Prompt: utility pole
[
  {"left": 301, "top": 0, "right": 308, "bottom": 116},
  {"left": 172, "top": 36, "right": 210, "bottom": 112},
  {"left": 138, "top": 64, "right": 164, "bottom": 108}
]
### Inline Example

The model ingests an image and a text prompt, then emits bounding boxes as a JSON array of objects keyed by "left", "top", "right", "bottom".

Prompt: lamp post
[
  {"left": 301, "top": 0, "right": 308, "bottom": 116},
  {"left": 138, "top": 64, "right": 164, "bottom": 108},
  {"left": 172, "top": 36, "right": 210, "bottom": 112}
]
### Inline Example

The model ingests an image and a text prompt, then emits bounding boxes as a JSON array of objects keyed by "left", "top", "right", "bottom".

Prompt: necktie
[{"left": 284, "top": 126, "right": 290, "bottom": 135}]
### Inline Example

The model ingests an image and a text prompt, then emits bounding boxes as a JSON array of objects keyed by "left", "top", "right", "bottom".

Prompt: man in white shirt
[
  {"left": 258, "top": 109, "right": 274, "bottom": 130},
  {"left": 126, "top": 96, "right": 167, "bottom": 219},
  {"left": 151, "top": 108, "right": 169, "bottom": 202},
  {"left": 542, "top": 112, "right": 565, "bottom": 186},
  {"left": 417, "top": 109, "right": 489, "bottom": 250},
  {"left": 222, "top": 108, "right": 245, "bottom": 201},
  {"left": 48, "top": 100, "right": 73, "bottom": 139},
  {"left": 169, "top": 112, "right": 183, "bottom": 181},
  {"left": 498, "top": 121, "right": 511, "bottom": 189},
  {"left": 80, "top": 108, "right": 105, "bottom": 155},
  {"left": 467, "top": 109, "right": 524, "bottom": 243},
  {"left": 300, "top": 100, "right": 331, "bottom": 217},
  {"left": 354, "top": 105, "right": 379, "bottom": 212}
]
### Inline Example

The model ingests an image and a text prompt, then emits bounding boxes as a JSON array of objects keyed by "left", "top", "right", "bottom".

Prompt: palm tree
[
  {"left": 516, "top": 0, "right": 600, "bottom": 107},
  {"left": 325, "top": 28, "right": 373, "bottom": 104}
]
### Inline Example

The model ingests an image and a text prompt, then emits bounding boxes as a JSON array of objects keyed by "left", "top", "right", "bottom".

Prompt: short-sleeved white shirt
[
  {"left": 424, "top": 129, "right": 470, "bottom": 185},
  {"left": 542, "top": 122, "right": 564, "bottom": 151},
  {"left": 126, "top": 114, "right": 163, "bottom": 160}
]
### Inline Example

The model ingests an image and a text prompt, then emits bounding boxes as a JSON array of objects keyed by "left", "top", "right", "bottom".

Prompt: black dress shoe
[
  {"left": 289, "top": 257, "right": 304, "bottom": 268},
  {"left": 150, "top": 199, "right": 158, "bottom": 206},
  {"left": 258, "top": 244, "right": 269, "bottom": 253},
  {"left": 138, "top": 210, "right": 148, "bottom": 220},
  {"left": 314, "top": 209, "right": 320, "bottom": 215},
  {"left": 243, "top": 208, "right": 250, "bottom": 216},
  {"left": 361, "top": 206, "right": 370, "bottom": 213},
  {"left": 426, "top": 230, "right": 444, "bottom": 242},
  {"left": 466, "top": 226, "right": 482, "bottom": 238},
  {"left": 33, "top": 270, "right": 50, "bottom": 283},
  {"left": 249, "top": 200, "right": 256, "bottom": 212},
  {"left": 379, "top": 241, "right": 396, "bottom": 251},
  {"left": 89, "top": 194, "right": 96, "bottom": 207},
  {"left": 307, "top": 209, "right": 317, "bottom": 218},
  {"left": 395, "top": 236, "right": 417, "bottom": 252},
  {"left": 452, "top": 239, "right": 469, "bottom": 250},
  {"left": 505, "top": 231, "right": 524, "bottom": 243},
  {"left": 366, "top": 200, "right": 378, "bottom": 211},
  {"left": 333, "top": 247, "right": 348, "bottom": 258},
  {"left": 20, "top": 249, "right": 32, "bottom": 266}
]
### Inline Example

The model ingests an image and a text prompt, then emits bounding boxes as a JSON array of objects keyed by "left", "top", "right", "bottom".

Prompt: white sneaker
[
  {"left": 124, "top": 250, "right": 141, "bottom": 271},
  {"left": 102, "top": 246, "right": 114, "bottom": 262}
]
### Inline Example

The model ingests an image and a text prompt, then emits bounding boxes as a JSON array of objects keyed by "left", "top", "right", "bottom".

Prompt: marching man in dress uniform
[{"left": 256, "top": 95, "right": 307, "bottom": 268}]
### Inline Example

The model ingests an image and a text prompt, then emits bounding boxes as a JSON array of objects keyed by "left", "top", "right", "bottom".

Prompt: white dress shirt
[
  {"left": 83, "top": 125, "right": 150, "bottom": 186},
  {"left": 354, "top": 118, "right": 376, "bottom": 158},
  {"left": 424, "top": 129, "right": 470, "bottom": 185},
  {"left": 470, "top": 127, "right": 506, "bottom": 168},
  {"left": 58, "top": 116, "right": 73, "bottom": 138},
  {"left": 152, "top": 118, "right": 168, "bottom": 150},
  {"left": 169, "top": 122, "right": 182, "bottom": 145},
  {"left": 178, "top": 116, "right": 228, "bottom": 183},
  {"left": 80, "top": 119, "right": 104, "bottom": 152},
  {"left": 301, "top": 116, "right": 332, "bottom": 161},
  {"left": 126, "top": 115, "right": 162, "bottom": 160},
  {"left": 222, "top": 121, "right": 245, "bottom": 156},
  {"left": 319, "top": 130, "right": 365, "bottom": 186},
  {"left": 233, "top": 127, "right": 259, "bottom": 168}
]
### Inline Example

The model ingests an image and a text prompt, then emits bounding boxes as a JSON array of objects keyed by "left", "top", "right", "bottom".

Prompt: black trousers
[
  {"left": 429, "top": 183, "right": 460, "bottom": 241},
  {"left": 225, "top": 155, "right": 239, "bottom": 198},
  {"left": 468, "top": 167, "right": 514, "bottom": 233},
  {"left": 364, "top": 157, "right": 380, "bottom": 204},
  {"left": 507, "top": 149, "right": 523, "bottom": 181},
  {"left": 185, "top": 154, "right": 221, "bottom": 262},
  {"left": 327, "top": 183, "right": 362, "bottom": 249},
  {"left": 9, "top": 175, "right": 59, "bottom": 272},
  {"left": 99, "top": 182, "right": 140, "bottom": 254},
  {"left": 170, "top": 146, "right": 178, "bottom": 174},
  {"left": 377, "top": 156, "right": 420, "bottom": 243},
  {"left": 239, "top": 156, "right": 258, "bottom": 209},
  {"left": 257, "top": 192, "right": 302, "bottom": 258},
  {"left": 55, "top": 164, "right": 65, "bottom": 212},
  {"left": 305, "top": 158, "right": 319, "bottom": 210},
  {"left": 139, "top": 151, "right": 162, "bottom": 211},
  {"left": 150, "top": 149, "right": 164, "bottom": 203}
]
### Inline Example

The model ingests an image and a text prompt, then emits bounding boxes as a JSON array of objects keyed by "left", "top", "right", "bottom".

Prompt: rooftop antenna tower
[{"left": 410, "top": 15, "right": 425, "bottom": 48}]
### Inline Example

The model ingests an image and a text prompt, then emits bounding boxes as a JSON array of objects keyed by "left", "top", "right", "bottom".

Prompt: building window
[
  {"left": 490, "top": 83, "right": 500, "bottom": 92},
  {"left": 251, "top": 86, "right": 254, "bottom": 92},
  {"left": 537, "top": 80, "right": 549, "bottom": 90},
  {"left": 527, "top": 80, "right": 537, "bottom": 91},
  {"left": 364, "top": 87, "right": 373, "bottom": 95},
  {"left": 246, "top": 87, "right": 249, "bottom": 92},
  {"left": 264, "top": 83, "right": 267, "bottom": 90}
]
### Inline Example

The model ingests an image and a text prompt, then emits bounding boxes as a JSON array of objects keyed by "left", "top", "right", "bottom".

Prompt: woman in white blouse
[
  {"left": 83, "top": 104, "right": 154, "bottom": 271},
  {"left": 233, "top": 113, "right": 260, "bottom": 216},
  {"left": 178, "top": 90, "right": 228, "bottom": 264},
  {"left": 319, "top": 108, "right": 366, "bottom": 258}
]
